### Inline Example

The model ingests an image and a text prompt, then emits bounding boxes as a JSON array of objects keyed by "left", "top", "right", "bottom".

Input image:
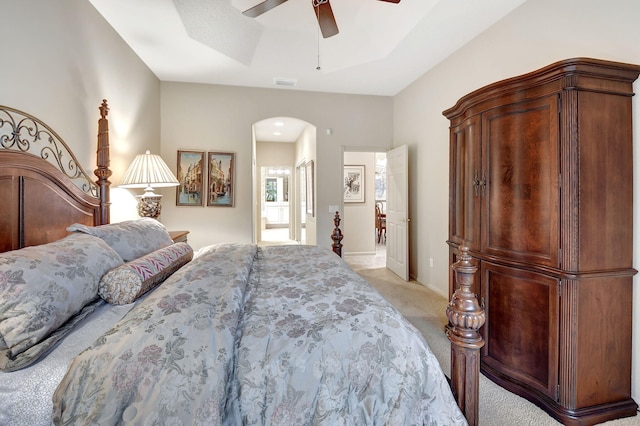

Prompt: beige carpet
[{"left": 346, "top": 263, "right": 639, "bottom": 426}]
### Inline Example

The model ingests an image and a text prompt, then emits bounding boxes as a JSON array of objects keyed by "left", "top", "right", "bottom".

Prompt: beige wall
[
  {"left": 1, "top": 0, "right": 160, "bottom": 221},
  {"left": 159, "top": 82, "right": 393, "bottom": 251},
  {"left": 394, "top": 0, "right": 640, "bottom": 400},
  {"left": 257, "top": 141, "right": 295, "bottom": 166}
]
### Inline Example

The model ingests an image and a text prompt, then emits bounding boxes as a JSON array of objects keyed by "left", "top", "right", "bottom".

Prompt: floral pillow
[
  {"left": 99, "top": 242, "right": 193, "bottom": 305},
  {"left": 67, "top": 218, "right": 174, "bottom": 262},
  {"left": 0, "top": 233, "right": 124, "bottom": 371}
]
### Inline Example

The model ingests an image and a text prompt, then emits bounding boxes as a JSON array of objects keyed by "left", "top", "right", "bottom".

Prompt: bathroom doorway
[
  {"left": 251, "top": 117, "right": 316, "bottom": 246},
  {"left": 260, "top": 166, "right": 294, "bottom": 244}
]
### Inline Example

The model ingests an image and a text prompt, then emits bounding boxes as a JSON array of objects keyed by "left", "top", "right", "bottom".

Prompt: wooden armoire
[{"left": 444, "top": 58, "right": 640, "bottom": 425}]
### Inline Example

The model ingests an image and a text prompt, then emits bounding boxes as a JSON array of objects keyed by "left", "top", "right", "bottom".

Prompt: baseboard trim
[
  {"left": 343, "top": 251, "right": 377, "bottom": 256},
  {"left": 424, "top": 282, "right": 448, "bottom": 299}
]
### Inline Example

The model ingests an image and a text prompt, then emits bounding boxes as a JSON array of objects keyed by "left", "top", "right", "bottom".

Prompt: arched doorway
[{"left": 251, "top": 117, "right": 317, "bottom": 246}]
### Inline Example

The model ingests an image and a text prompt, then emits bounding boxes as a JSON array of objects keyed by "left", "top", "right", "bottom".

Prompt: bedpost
[
  {"left": 331, "top": 211, "right": 343, "bottom": 257},
  {"left": 446, "top": 246, "right": 485, "bottom": 426},
  {"left": 94, "top": 99, "right": 112, "bottom": 225}
]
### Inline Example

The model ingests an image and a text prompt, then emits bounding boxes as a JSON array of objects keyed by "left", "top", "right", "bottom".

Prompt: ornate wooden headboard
[{"left": 0, "top": 100, "right": 112, "bottom": 252}]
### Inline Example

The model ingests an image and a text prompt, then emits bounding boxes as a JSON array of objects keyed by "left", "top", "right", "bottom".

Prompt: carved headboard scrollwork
[{"left": 0, "top": 100, "right": 112, "bottom": 252}]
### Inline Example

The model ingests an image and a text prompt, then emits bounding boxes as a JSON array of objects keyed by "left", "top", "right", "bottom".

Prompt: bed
[{"left": 0, "top": 101, "right": 482, "bottom": 425}]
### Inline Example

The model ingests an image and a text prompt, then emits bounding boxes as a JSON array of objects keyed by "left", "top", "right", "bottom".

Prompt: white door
[{"left": 386, "top": 145, "right": 409, "bottom": 280}]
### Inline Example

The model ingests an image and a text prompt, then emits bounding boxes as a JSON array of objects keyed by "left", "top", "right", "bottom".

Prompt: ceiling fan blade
[
  {"left": 313, "top": 0, "right": 339, "bottom": 38},
  {"left": 378, "top": 0, "right": 401, "bottom": 3},
  {"left": 243, "top": 0, "right": 288, "bottom": 18}
]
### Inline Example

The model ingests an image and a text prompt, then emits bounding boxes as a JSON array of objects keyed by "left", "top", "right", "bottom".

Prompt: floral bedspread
[{"left": 52, "top": 244, "right": 466, "bottom": 425}]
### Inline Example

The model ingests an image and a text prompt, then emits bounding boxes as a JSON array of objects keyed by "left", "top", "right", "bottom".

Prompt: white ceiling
[{"left": 89, "top": 0, "right": 526, "bottom": 141}]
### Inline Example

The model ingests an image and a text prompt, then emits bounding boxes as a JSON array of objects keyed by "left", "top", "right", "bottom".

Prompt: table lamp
[{"left": 120, "top": 150, "right": 179, "bottom": 218}]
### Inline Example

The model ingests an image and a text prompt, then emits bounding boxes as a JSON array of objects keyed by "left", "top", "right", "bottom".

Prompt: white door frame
[
  {"left": 341, "top": 145, "right": 409, "bottom": 280},
  {"left": 342, "top": 146, "right": 385, "bottom": 255},
  {"left": 385, "top": 144, "right": 409, "bottom": 281}
]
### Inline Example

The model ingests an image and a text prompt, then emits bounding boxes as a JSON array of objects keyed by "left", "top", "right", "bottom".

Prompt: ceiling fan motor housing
[{"left": 243, "top": 0, "right": 401, "bottom": 39}]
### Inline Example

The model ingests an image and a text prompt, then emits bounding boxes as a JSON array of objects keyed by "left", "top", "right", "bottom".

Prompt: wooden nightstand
[{"left": 169, "top": 230, "right": 189, "bottom": 243}]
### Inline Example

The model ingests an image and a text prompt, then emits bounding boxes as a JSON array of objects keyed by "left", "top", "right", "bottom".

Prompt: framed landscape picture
[
  {"left": 176, "top": 150, "right": 204, "bottom": 206},
  {"left": 207, "top": 151, "right": 235, "bottom": 207},
  {"left": 344, "top": 165, "right": 365, "bottom": 203}
]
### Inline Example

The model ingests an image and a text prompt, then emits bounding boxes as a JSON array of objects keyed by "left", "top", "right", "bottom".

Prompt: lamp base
[{"left": 137, "top": 195, "right": 162, "bottom": 219}]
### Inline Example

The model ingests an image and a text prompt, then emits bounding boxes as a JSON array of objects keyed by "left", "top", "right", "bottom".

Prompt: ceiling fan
[{"left": 242, "top": 0, "right": 401, "bottom": 38}]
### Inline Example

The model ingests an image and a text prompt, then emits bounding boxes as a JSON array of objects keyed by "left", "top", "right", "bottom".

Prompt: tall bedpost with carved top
[
  {"left": 94, "top": 100, "right": 112, "bottom": 225},
  {"left": 446, "top": 246, "right": 485, "bottom": 426},
  {"left": 331, "top": 211, "right": 343, "bottom": 257}
]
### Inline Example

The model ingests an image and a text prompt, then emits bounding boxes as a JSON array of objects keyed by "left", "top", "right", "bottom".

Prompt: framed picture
[
  {"left": 305, "top": 160, "right": 314, "bottom": 216},
  {"left": 207, "top": 151, "right": 235, "bottom": 207},
  {"left": 176, "top": 150, "right": 204, "bottom": 206},
  {"left": 344, "top": 165, "right": 365, "bottom": 203}
]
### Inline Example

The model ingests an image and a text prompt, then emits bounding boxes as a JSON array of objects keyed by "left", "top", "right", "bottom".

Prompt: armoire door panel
[
  {"left": 574, "top": 91, "right": 634, "bottom": 271},
  {"left": 569, "top": 276, "right": 634, "bottom": 409},
  {"left": 481, "top": 262, "right": 559, "bottom": 400},
  {"left": 449, "top": 115, "right": 481, "bottom": 250},
  {"left": 482, "top": 95, "right": 559, "bottom": 267}
]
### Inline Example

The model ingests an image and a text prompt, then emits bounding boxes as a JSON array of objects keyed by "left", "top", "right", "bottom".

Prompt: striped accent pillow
[{"left": 98, "top": 242, "right": 193, "bottom": 305}]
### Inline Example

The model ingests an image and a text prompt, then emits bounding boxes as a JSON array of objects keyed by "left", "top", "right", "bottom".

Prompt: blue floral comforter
[{"left": 52, "top": 244, "right": 466, "bottom": 425}]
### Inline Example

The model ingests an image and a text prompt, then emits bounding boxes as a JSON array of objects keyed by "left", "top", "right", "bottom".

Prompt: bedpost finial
[
  {"left": 446, "top": 244, "right": 485, "bottom": 344},
  {"left": 446, "top": 243, "right": 484, "bottom": 426},
  {"left": 331, "top": 211, "right": 343, "bottom": 257},
  {"left": 99, "top": 100, "right": 109, "bottom": 119},
  {"left": 96, "top": 99, "right": 111, "bottom": 224}
]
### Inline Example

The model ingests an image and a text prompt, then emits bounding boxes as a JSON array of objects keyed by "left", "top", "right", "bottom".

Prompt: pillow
[
  {"left": 0, "top": 233, "right": 124, "bottom": 371},
  {"left": 98, "top": 242, "right": 193, "bottom": 305},
  {"left": 0, "top": 299, "right": 104, "bottom": 372},
  {"left": 67, "top": 218, "right": 174, "bottom": 262}
]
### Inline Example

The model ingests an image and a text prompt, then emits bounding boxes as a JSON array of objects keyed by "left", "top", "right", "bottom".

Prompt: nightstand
[{"left": 169, "top": 230, "right": 189, "bottom": 243}]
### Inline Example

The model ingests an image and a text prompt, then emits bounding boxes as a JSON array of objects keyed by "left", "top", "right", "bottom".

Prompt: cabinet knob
[
  {"left": 473, "top": 170, "right": 487, "bottom": 196},
  {"left": 473, "top": 170, "right": 480, "bottom": 196}
]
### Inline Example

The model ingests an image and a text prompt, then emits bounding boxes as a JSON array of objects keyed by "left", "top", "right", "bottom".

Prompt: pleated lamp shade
[
  {"left": 120, "top": 150, "right": 179, "bottom": 218},
  {"left": 120, "top": 150, "right": 179, "bottom": 190}
]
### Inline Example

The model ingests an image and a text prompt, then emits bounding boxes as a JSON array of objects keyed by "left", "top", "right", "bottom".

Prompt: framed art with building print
[
  {"left": 207, "top": 151, "right": 235, "bottom": 207},
  {"left": 344, "top": 165, "right": 365, "bottom": 203},
  {"left": 176, "top": 150, "right": 204, "bottom": 206}
]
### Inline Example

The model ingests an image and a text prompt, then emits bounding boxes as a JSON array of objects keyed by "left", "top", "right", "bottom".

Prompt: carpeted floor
[{"left": 343, "top": 260, "right": 640, "bottom": 426}]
